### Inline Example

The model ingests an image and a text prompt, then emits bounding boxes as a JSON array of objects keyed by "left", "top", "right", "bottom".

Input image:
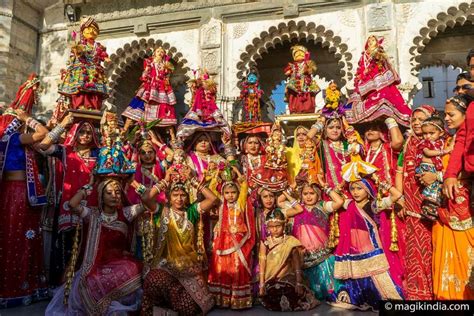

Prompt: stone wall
[{"left": 0, "top": 0, "right": 42, "bottom": 108}]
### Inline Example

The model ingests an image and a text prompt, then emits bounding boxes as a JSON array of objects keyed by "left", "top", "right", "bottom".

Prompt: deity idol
[
  {"left": 177, "top": 69, "right": 231, "bottom": 138},
  {"left": 240, "top": 72, "right": 263, "bottom": 122},
  {"left": 346, "top": 35, "right": 411, "bottom": 127},
  {"left": 284, "top": 45, "right": 320, "bottom": 114},
  {"left": 58, "top": 17, "right": 108, "bottom": 111},
  {"left": 134, "top": 47, "right": 177, "bottom": 126}
]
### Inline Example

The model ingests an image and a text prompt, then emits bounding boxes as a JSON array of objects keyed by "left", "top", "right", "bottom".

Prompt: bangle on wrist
[
  {"left": 135, "top": 184, "right": 147, "bottom": 196},
  {"left": 26, "top": 117, "right": 41, "bottom": 130}
]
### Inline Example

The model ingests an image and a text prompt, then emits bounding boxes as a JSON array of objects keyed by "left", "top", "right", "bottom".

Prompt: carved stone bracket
[
  {"left": 366, "top": 3, "right": 393, "bottom": 32},
  {"left": 200, "top": 18, "right": 222, "bottom": 75}
]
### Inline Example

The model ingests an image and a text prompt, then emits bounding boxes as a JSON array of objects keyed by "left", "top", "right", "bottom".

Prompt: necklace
[
  {"left": 101, "top": 211, "right": 118, "bottom": 224},
  {"left": 170, "top": 208, "right": 188, "bottom": 234},
  {"left": 247, "top": 154, "right": 261, "bottom": 172},
  {"left": 330, "top": 141, "right": 346, "bottom": 164},
  {"left": 366, "top": 143, "right": 383, "bottom": 165}
]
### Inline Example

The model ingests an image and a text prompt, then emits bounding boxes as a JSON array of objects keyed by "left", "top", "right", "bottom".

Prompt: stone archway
[
  {"left": 409, "top": 2, "right": 474, "bottom": 76},
  {"left": 105, "top": 39, "right": 190, "bottom": 116},
  {"left": 236, "top": 20, "right": 354, "bottom": 87}
]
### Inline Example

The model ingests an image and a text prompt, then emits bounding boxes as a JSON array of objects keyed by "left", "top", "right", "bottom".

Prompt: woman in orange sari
[{"left": 433, "top": 95, "right": 474, "bottom": 299}]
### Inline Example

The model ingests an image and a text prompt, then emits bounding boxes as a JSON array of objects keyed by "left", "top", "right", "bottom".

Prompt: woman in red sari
[
  {"left": 396, "top": 105, "right": 436, "bottom": 300},
  {"left": 0, "top": 75, "right": 49, "bottom": 308},
  {"left": 40, "top": 119, "right": 100, "bottom": 285},
  {"left": 46, "top": 178, "right": 144, "bottom": 315}
]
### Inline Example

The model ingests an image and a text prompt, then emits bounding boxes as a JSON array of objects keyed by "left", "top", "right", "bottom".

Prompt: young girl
[
  {"left": 258, "top": 209, "right": 319, "bottom": 311},
  {"left": 281, "top": 178, "right": 344, "bottom": 301},
  {"left": 331, "top": 166, "right": 404, "bottom": 310},
  {"left": 208, "top": 166, "right": 255, "bottom": 309},
  {"left": 415, "top": 115, "right": 450, "bottom": 220}
]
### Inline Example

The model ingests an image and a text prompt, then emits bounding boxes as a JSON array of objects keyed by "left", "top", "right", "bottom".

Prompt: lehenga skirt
[{"left": 0, "top": 180, "right": 47, "bottom": 307}]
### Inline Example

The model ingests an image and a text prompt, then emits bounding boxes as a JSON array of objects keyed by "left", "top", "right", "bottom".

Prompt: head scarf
[
  {"left": 353, "top": 178, "right": 377, "bottom": 200},
  {"left": 186, "top": 132, "right": 217, "bottom": 154},
  {"left": 80, "top": 17, "right": 99, "bottom": 33},
  {"left": 64, "top": 121, "right": 100, "bottom": 148},
  {"left": 364, "top": 35, "right": 384, "bottom": 51},
  {"left": 97, "top": 178, "right": 125, "bottom": 210},
  {"left": 241, "top": 134, "right": 265, "bottom": 155}
]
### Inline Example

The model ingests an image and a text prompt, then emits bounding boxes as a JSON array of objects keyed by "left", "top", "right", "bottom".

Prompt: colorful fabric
[
  {"left": 432, "top": 221, "right": 474, "bottom": 300},
  {"left": 208, "top": 181, "right": 255, "bottom": 309},
  {"left": 0, "top": 180, "right": 48, "bottom": 307}
]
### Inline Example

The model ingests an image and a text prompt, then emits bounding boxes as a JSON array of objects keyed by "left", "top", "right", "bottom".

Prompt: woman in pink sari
[
  {"left": 346, "top": 36, "right": 411, "bottom": 127},
  {"left": 46, "top": 178, "right": 144, "bottom": 315}
]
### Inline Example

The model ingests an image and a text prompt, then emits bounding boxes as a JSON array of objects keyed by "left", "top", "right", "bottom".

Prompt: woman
[
  {"left": 137, "top": 167, "right": 217, "bottom": 315},
  {"left": 286, "top": 125, "right": 321, "bottom": 186},
  {"left": 0, "top": 78, "right": 49, "bottom": 307},
  {"left": 46, "top": 178, "right": 144, "bottom": 315},
  {"left": 186, "top": 132, "right": 226, "bottom": 182},
  {"left": 240, "top": 134, "right": 266, "bottom": 191},
  {"left": 363, "top": 117, "right": 406, "bottom": 290},
  {"left": 318, "top": 117, "right": 349, "bottom": 195},
  {"left": 433, "top": 95, "right": 474, "bottom": 299},
  {"left": 396, "top": 105, "right": 436, "bottom": 300},
  {"left": 331, "top": 172, "right": 404, "bottom": 310},
  {"left": 40, "top": 118, "right": 100, "bottom": 285}
]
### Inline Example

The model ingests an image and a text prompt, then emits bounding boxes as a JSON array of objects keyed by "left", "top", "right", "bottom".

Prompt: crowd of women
[{"left": 0, "top": 16, "right": 473, "bottom": 316}]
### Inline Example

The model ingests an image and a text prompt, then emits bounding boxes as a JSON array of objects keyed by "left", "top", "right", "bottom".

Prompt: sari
[
  {"left": 46, "top": 205, "right": 143, "bottom": 315},
  {"left": 432, "top": 136, "right": 474, "bottom": 299},
  {"left": 330, "top": 200, "right": 403, "bottom": 310},
  {"left": 141, "top": 204, "right": 214, "bottom": 315},
  {"left": 292, "top": 203, "right": 340, "bottom": 300},
  {"left": 208, "top": 181, "right": 255, "bottom": 309},
  {"left": 260, "top": 235, "right": 319, "bottom": 311},
  {"left": 365, "top": 141, "right": 406, "bottom": 290},
  {"left": 402, "top": 134, "right": 434, "bottom": 300}
]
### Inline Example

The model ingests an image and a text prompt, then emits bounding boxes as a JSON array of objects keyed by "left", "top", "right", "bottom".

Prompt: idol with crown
[
  {"left": 58, "top": 17, "right": 109, "bottom": 111},
  {"left": 176, "top": 69, "right": 231, "bottom": 139},
  {"left": 240, "top": 71, "right": 264, "bottom": 123},
  {"left": 345, "top": 35, "right": 411, "bottom": 127},
  {"left": 284, "top": 45, "right": 320, "bottom": 114}
]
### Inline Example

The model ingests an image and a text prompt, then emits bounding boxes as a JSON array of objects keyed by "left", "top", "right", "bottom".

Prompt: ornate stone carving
[
  {"left": 340, "top": 10, "right": 356, "bottom": 28},
  {"left": 232, "top": 23, "right": 248, "bottom": 39},
  {"left": 200, "top": 18, "right": 222, "bottom": 49},
  {"left": 366, "top": 3, "right": 392, "bottom": 32},
  {"left": 202, "top": 50, "right": 219, "bottom": 74}
]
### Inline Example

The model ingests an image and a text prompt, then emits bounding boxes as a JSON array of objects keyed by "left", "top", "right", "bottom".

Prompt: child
[
  {"left": 341, "top": 126, "right": 377, "bottom": 181},
  {"left": 330, "top": 164, "right": 404, "bottom": 310},
  {"left": 208, "top": 166, "right": 255, "bottom": 309},
  {"left": 280, "top": 177, "right": 344, "bottom": 301},
  {"left": 415, "top": 115, "right": 450, "bottom": 221},
  {"left": 258, "top": 209, "right": 319, "bottom": 311}
]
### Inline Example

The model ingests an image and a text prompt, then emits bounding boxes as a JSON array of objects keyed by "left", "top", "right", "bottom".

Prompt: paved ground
[{"left": 0, "top": 300, "right": 376, "bottom": 315}]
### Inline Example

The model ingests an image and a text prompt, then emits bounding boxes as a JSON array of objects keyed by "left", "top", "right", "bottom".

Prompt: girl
[
  {"left": 259, "top": 209, "right": 319, "bottom": 311},
  {"left": 208, "top": 166, "right": 255, "bottom": 309},
  {"left": 416, "top": 115, "right": 450, "bottom": 220},
  {"left": 331, "top": 166, "right": 404, "bottom": 310},
  {"left": 290, "top": 180, "right": 344, "bottom": 300}
]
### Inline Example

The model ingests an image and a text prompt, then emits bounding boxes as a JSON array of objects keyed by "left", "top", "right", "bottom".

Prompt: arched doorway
[
  {"left": 409, "top": 2, "right": 473, "bottom": 108},
  {"left": 236, "top": 21, "right": 353, "bottom": 119},
  {"left": 106, "top": 39, "right": 190, "bottom": 121}
]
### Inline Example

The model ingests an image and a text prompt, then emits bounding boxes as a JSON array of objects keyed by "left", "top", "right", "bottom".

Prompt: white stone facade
[{"left": 1, "top": 0, "right": 473, "bottom": 122}]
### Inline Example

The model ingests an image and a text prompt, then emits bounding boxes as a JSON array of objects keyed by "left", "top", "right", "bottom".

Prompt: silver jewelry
[
  {"left": 101, "top": 211, "right": 118, "bottom": 224},
  {"left": 47, "top": 125, "right": 66, "bottom": 143}
]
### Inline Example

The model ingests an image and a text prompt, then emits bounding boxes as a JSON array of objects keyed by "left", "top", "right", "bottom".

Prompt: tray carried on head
[{"left": 275, "top": 113, "right": 321, "bottom": 137}]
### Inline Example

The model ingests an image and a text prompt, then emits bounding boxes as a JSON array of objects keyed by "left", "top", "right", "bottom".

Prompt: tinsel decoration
[{"left": 63, "top": 221, "right": 81, "bottom": 305}]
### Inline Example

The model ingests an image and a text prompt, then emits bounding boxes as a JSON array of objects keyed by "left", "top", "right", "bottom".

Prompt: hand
[
  {"left": 259, "top": 285, "right": 266, "bottom": 297},
  {"left": 443, "top": 178, "right": 459, "bottom": 200},
  {"left": 148, "top": 130, "right": 160, "bottom": 145},
  {"left": 221, "top": 133, "right": 231, "bottom": 146},
  {"left": 416, "top": 172, "right": 437, "bottom": 186},
  {"left": 88, "top": 173, "right": 95, "bottom": 186},
  {"left": 181, "top": 165, "right": 193, "bottom": 180},
  {"left": 60, "top": 113, "right": 74, "bottom": 128},
  {"left": 15, "top": 109, "right": 29, "bottom": 122},
  {"left": 317, "top": 173, "right": 327, "bottom": 188}
]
